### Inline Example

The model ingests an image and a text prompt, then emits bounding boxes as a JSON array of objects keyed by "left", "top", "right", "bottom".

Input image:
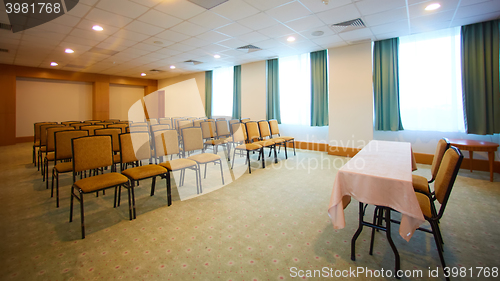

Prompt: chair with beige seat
[
  {"left": 84, "top": 120, "right": 102, "bottom": 125},
  {"left": 33, "top": 122, "right": 57, "bottom": 166},
  {"left": 201, "top": 120, "right": 227, "bottom": 155},
  {"left": 412, "top": 138, "right": 450, "bottom": 195},
  {"left": 117, "top": 132, "right": 171, "bottom": 214},
  {"left": 69, "top": 135, "right": 133, "bottom": 239},
  {"left": 182, "top": 127, "right": 224, "bottom": 186},
  {"left": 52, "top": 130, "right": 89, "bottom": 207},
  {"left": 81, "top": 125, "right": 105, "bottom": 136},
  {"left": 43, "top": 126, "right": 75, "bottom": 187},
  {"left": 38, "top": 124, "right": 65, "bottom": 171},
  {"left": 154, "top": 129, "right": 201, "bottom": 194},
  {"left": 95, "top": 128, "right": 123, "bottom": 170},
  {"left": 230, "top": 122, "right": 263, "bottom": 174},
  {"left": 245, "top": 121, "right": 278, "bottom": 164},
  {"left": 159, "top": 117, "right": 171, "bottom": 126},
  {"left": 269, "top": 119, "right": 296, "bottom": 156},
  {"left": 108, "top": 123, "right": 128, "bottom": 133},
  {"left": 258, "top": 120, "right": 287, "bottom": 159}
]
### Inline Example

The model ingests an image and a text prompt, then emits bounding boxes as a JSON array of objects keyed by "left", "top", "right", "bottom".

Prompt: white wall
[
  {"left": 109, "top": 84, "right": 144, "bottom": 120},
  {"left": 161, "top": 78, "right": 206, "bottom": 118},
  {"left": 16, "top": 78, "right": 92, "bottom": 137},
  {"left": 328, "top": 43, "right": 374, "bottom": 149},
  {"left": 241, "top": 61, "right": 266, "bottom": 121}
]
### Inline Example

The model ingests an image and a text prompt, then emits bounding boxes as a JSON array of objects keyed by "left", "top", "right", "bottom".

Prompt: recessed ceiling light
[
  {"left": 287, "top": 36, "right": 296, "bottom": 42},
  {"left": 65, "top": 48, "right": 74, "bottom": 53},
  {"left": 92, "top": 25, "right": 103, "bottom": 31},
  {"left": 170, "top": 65, "right": 176, "bottom": 69},
  {"left": 50, "top": 62, "right": 58, "bottom": 66},
  {"left": 214, "top": 54, "right": 221, "bottom": 59},
  {"left": 141, "top": 73, "right": 146, "bottom": 76},
  {"left": 425, "top": 3, "right": 441, "bottom": 10}
]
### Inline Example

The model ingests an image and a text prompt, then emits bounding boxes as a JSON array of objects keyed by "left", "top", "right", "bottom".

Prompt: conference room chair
[
  {"left": 33, "top": 122, "right": 57, "bottom": 166},
  {"left": 228, "top": 119, "right": 239, "bottom": 126},
  {"left": 69, "top": 135, "right": 133, "bottom": 239},
  {"left": 258, "top": 120, "right": 287, "bottom": 159},
  {"left": 95, "top": 128, "right": 122, "bottom": 169},
  {"left": 147, "top": 119, "right": 159, "bottom": 126},
  {"left": 230, "top": 122, "right": 263, "bottom": 174},
  {"left": 371, "top": 147, "right": 463, "bottom": 277},
  {"left": 413, "top": 138, "right": 450, "bottom": 195},
  {"left": 130, "top": 122, "right": 148, "bottom": 127},
  {"left": 182, "top": 127, "right": 224, "bottom": 185},
  {"left": 216, "top": 120, "right": 231, "bottom": 139},
  {"left": 269, "top": 119, "right": 296, "bottom": 156},
  {"left": 245, "top": 121, "right": 278, "bottom": 164},
  {"left": 52, "top": 130, "right": 88, "bottom": 207},
  {"left": 201, "top": 121, "right": 224, "bottom": 154},
  {"left": 103, "top": 119, "right": 120, "bottom": 123},
  {"left": 108, "top": 123, "right": 128, "bottom": 133},
  {"left": 43, "top": 126, "right": 75, "bottom": 186},
  {"left": 216, "top": 118, "right": 226, "bottom": 121},
  {"left": 187, "top": 117, "right": 197, "bottom": 120},
  {"left": 84, "top": 120, "right": 102, "bottom": 125},
  {"left": 151, "top": 124, "right": 170, "bottom": 131},
  {"left": 38, "top": 124, "right": 65, "bottom": 171},
  {"left": 154, "top": 129, "right": 201, "bottom": 194},
  {"left": 128, "top": 125, "right": 148, "bottom": 133},
  {"left": 193, "top": 120, "right": 203, "bottom": 127},
  {"left": 81, "top": 125, "right": 105, "bottom": 136},
  {"left": 61, "top": 121, "right": 80, "bottom": 126},
  {"left": 116, "top": 132, "right": 171, "bottom": 215},
  {"left": 159, "top": 117, "right": 171, "bottom": 126},
  {"left": 95, "top": 122, "right": 113, "bottom": 128},
  {"left": 70, "top": 123, "right": 87, "bottom": 130},
  {"left": 240, "top": 118, "right": 250, "bottom": 123}
]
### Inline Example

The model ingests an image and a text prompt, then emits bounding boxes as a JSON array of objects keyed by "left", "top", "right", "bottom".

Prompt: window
[
  {"left": 212, "top": 66, "right": 234, "bottom": 117},
  {"left": 279, "top": 53, "right": 311, "bottom": 125},
  {"left": 399, "top": 27, "right": 465, "bottom": 132}
]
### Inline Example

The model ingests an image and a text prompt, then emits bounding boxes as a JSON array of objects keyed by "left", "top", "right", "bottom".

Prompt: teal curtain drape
[
  {"left": 266, "top": 59, "right": 281, "bottom": 123},
  {"left": 373, "top": 38, "right": 403, "bottom": 131},
  {"left": 232, "top": 65, "right": 241, "bottom": 119},
  {"left": 205, "top": 70, "right": 213, "bottom": 118},
  {"left": 310, "top": 50, "right": 329, "bottom": 126},
  {"left": 461, "top": 20, "right": 500, "bottom": 135}
]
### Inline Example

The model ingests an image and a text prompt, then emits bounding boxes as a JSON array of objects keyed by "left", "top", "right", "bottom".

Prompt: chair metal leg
[
  {"left": 219, "top": 160, "right": 224, "bottom": 185},
  {"left": 204, "top": 163, "right": 207, "bottom": 179},
  {"left": 69, "top": 185, "right": 75, "bottom": 222},
  {"left": 45, "top": 161, "right": 50, "bottom": 189},
  {"left": 261, "top": 148, "right": 265, "bottom": 169},
  {"left": 247, "top": 150, "right": 251, "bottom": 174},
  {"left": 166, "top": 171, "right": 172, "bottom": 206},
  {"left": 273, "top": 146, "right": 278, "bottom": 163},
  {"left": 55, "top": 170, "right": 60, "bottom": 208},
  {"left": 430, "top": 221, "right": 449, "bottom": 281},
  {"left": 284, "top": 143, "right": 288, "bottom": 159},
  {"left": 51, "top": 168, "right": 55, "bottom": 198},
  {"left": 80, "top": 190, "right": 85, "bottom": 239},
  {"left": 231, "top": 148, "right": 237, "bottom": 169},
  {"left": 197, "top": 164, "right": 203, "bottom": 193},
  {"left": 127, "top": 184, "right": 133, "bottom": 220},
  {"left": 113, "top": 186, "right": 118, "bottom": 208},
  {"left": 150, "top": 177, "right": 156, "bottom": 196},
  {"left": 292, "top": 141, "right": 296, "bottom": 156}
]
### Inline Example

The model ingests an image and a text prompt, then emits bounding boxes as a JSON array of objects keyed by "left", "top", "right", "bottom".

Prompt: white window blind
[
  {"left": 212, "top": 66, "right": 234, "bottom": 117},
  {"left": 399, "top": 27, "right": 465, "bottom": 132}
]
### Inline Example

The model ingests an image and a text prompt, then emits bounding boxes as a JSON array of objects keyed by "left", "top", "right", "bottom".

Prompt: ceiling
[{"left": 1, "top": 0, "right": 499, "bottom": 80}]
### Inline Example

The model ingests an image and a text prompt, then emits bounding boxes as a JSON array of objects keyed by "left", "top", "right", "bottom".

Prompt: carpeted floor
[{"left": 0, "top": 142, "right": 499, "bottom": 280}]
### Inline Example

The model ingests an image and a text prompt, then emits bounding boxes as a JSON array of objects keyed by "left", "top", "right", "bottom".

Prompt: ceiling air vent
[
  {"left": 331, "top": 18, "right": 365, "bottom": 33},
  {"left": 236, "top": 44, "right": 261, "bottom": 53},
  {"left": 187, "top": 0, "right": 229, "bottom": 10},
  {"left": 0, "top": 48, "right": 9, "bottom": 53},
  {"left": 0, "top": 23, "right": 12, "bottom": 31},
  {"left": 184, "top": 60, "right": 203, "bottom": 65}
]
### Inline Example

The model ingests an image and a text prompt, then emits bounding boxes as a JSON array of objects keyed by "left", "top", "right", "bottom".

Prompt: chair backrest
[
  {"left": 84, "top": 120, "right": 102, "bottom": 125},
  {"left": 159, "top": 118, "right": 171, "bottom": 126},
  {"left": 95, "top": 122, "right": 113, "bottom": 128},
  {"left": 71, "top": 123, "right": 86, "bottom": 130},
  {"left": 245, "top": 122, "right": 261, "bottom": 142},
  {"left": 228, "top": 119, "right": 239, "bottom": 125},
  {"left": 193, "top": 120, "right": 203, "bottom": 127},
  {"left": 46, "top": 126, "right": 75, "bottom": 152},
  {"left": 430, "top": 138, "right": 451, "bottom": 181},
  {"left": 95, "top": 128, "right": 122, "bottom": 152},
  {"left": 72, "top": 135, "right": 113, "bottom": 175},
  {"left": 119, "top": 132, "right": 151, "bottom": 163},
  {"left": 148, "top": 119, "right": 159, "bottom": 125},
  {"left": 230, "top": 123, "right": 246, "bottom": 143},
  {"left": 206, "top": 118, "right": 215, "bottom": 122},
  {"left": 178, "top": 120, "right": 193, "bottom": 132},
  {"left": 216, "top": 117, "right": 226, "bottom": 121},
  {"left": 40, "top": 124, "right": 65, "bottom": 146},
  {"left": 269, "top": 119, "right": 280, "bottom": 136},
  {"left": 151, "top": 124, "right": 170, "bottom": 131},
  {"left": 108, "top": 123, "right": 128, "bottom": 133},
  {"left": 61, "top": 121, "right": 80, "bottom": 126},
  {"left": 54, "top": 130, "right": 88, "bottom": 161},
  {"left": 154, "top": 129, "right": 180, "bottom": 158},
  {"left": 103, "top": 119, "right": 120, "bottom": 123},
  {"left": 240, "top": 118, "right": 250, "bottom": 123},
  {"left": 129, "top": 125, "right": 148, "bottom": 132},
  {"left": 216, "top": 120, "right": 230, "bottom": 136},
  {"left": 200, "top": 121, "right": 216, "bottom": 139},
  {"left": 187, "top": 117, "right": 197, "bottom": 120},
  {"left": 182, "top": 127, "right": 204, "bottom": 152},
  {"left": 130, "top": 122, "right": 147, "bottom": 127},
  {"left": 258, "top": 120, "right": 272, "bottom": 139},
  {"left": 34, "top": 122, "right": 57, "bottom": 143},
  {"left": 433, "top": 146, "right": 463, "bottom": 219},
  {"left": 81, "top": 125, "right": 105, "bottom": 136}
]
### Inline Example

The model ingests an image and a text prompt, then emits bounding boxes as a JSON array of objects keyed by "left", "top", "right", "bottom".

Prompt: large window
[
  {"left": 279, "top": 53, "right": 311, "bottom": 125},
  {"left": 212, "top": 66, "right": 234, "bottom": 117},
  {"left": 399, "top": 27, "right": 465, "bottom": 132}
]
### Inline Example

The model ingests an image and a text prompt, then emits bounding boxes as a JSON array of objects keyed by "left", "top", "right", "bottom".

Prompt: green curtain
[
  {"left": 232, "top": 65, "right": 241, "bottom": 119},
  {"left": 373, "top": 38, "right": 403, "bottom": 131},
  {"left": 461, "top": 20, "right": 500, "bottom": 135},
  {"left": 310, "top": 50, "right": 329, "bottom": 126},
  {"left": 266, "top": 59, "right": 281, "bottom": 123},
  {"left": 205, "top": 70, "right": 213, "bottom": 118}
]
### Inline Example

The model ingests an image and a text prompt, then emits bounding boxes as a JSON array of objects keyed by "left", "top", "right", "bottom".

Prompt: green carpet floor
[{"left": 0, "top": 142, "right": 499, "bottom": 280}]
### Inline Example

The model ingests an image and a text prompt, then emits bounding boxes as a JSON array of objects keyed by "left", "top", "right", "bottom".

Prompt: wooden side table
[{"left": 448, "top": 139, "right": 499, "bottom": 182}]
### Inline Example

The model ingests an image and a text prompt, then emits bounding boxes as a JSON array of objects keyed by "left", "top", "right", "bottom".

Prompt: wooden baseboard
[{"left": 16, "top": 136, "right": 33, "bottom": 143}]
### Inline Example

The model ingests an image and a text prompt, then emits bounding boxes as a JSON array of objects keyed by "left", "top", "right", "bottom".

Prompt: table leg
[
  {"left": 469, "top": 150, "right": 473, "bottom": 172},
  {"left": 351, "top": 202, "right": 364, "bottom": 261},
  {"left": 488, "top": 151, "right": 494, "bottom": 182},
  {"left": 385, "top": 207, "right": 401, "bottom": 278}
]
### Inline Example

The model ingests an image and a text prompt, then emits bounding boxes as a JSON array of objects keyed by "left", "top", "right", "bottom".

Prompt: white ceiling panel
[
  {"left": 452, "top": 11, "right": 500, "bottom": 27},
  {"left": 154, "top": 0, "right": 206, "bottom": 20},
  {"left": 181, "top": 37, "right": 211, "bottom": 48},
  {"left": 112, "top": 29, "right": 151, "bottom": 42},
  {"left": 63, "top": 35, "right": 102, "bottom": 46},
  {"left": 202, "top": 44, "right": 231, "bottom": 53},
  {"left": 258, "top": 24, "right": 295, "bottom": 38},
  {"left": 237, "top": 31, "right": 270, "bottom": 44},
  {"left": 266, "top": 1, "right": 312, "bottom": 23},
  {"left": 188, "top": 11, "right": 232, "bottom": 30},
  {"left": 76, "top": 19, "right": 120, "bottom": 35},
  {"left": 300, "top": 25, "right": 336, "bottom": 39},
  {"left": 69, "top": 28, "right": 110, "bottom": 41},
  {"left": 154, "top": 48, "right": 182, "bottom": 57},
  {"left": 142, "top": 37, "right": 175, "bottom": 47},
  {"left": 211, "top": 0, "right": 260, "bottom": 21},
  {"left": 285, "top": 15, "right": 324, "bottom": 32},
  {"left": 363, "top": 7, "right": 408, "bottom": 27},
  {"left": 316, "top": 4, "right": 361, "bottom": 25},
  {"left": 96, "top": 0, "right": 149, "bottom": 18},
  {"left": 129, "top": 0, "right": 163, "bottom": 8},
  {"left": 217, "top": 38, "right": 247, "bottom": 48},
  {"left": 299, "top": 0, "right": 354, "bottom": 13},
  {"left": 409, "top": 0, "right": 459, "bottom": 18},
  {"left": 167, "top": 43, "right": 197, "bottom": 52},
  {"left": 124, "top": 21, "right": 165, "bottom": 36},
  {"left": 155, "top": 30, "right": 191, "bottom": 42},
  {"left": 65, "top": 3, "right": 93, "bottom": 17},
  {"left": 355, "top": 0, "right": 406, "bottom": 16},
  {"left": 49, "top": 14, "right": 82, "bottom": 27},
  {"left": 85, "top": 8, "right": 134, "bottom": 28},
  {"left": 311, "top": 34, "right": 343, "bottom": 46},
  {"left": 137, "top": 9, "right": 183, "bottom": 29},
  {"left": 338, "top": 28, "right": 375, "bottom": 42},
  {"left": 370, "top": 20, "right": 409, "bottom": 35},
  {"left": 196, "top": 31, "right": 231, "bottom": 43},
  {"left": 237, "top": 12, "right": 280, "bottom": 30},
  {"left": 455, "top": 0, "right": 500, "bottom": 19},
  {"left": 252, "top": 38, "right": 286, "bottom": 49},
  {"left": 131, "top": 42, "right": 163, "bottom": 52},
  {"left": 170, "top": 21, "right": 209, "bottom": 36},
  {"left": 215, "top": 23, "right": 252, "bottom": 37}
]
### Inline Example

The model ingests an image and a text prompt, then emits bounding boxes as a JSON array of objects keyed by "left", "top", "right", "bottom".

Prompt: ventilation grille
[
  {"left": 331, "top": 18, "right": 366, "bottom": 33},
  {"left": 236, "top": 44, "right": 261, "bottom": 53},
  {"left": 0, "top": 48, "right": 8, "bottom": 53},
  {"left": 0, "top": 23, "right": 12, "bottom": 31},
  {"left": 184, "top": 60, "right": 203, "bottom": 65},
  {"left": 187, "top": 0, "right": 229, "bottom": 10}
]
